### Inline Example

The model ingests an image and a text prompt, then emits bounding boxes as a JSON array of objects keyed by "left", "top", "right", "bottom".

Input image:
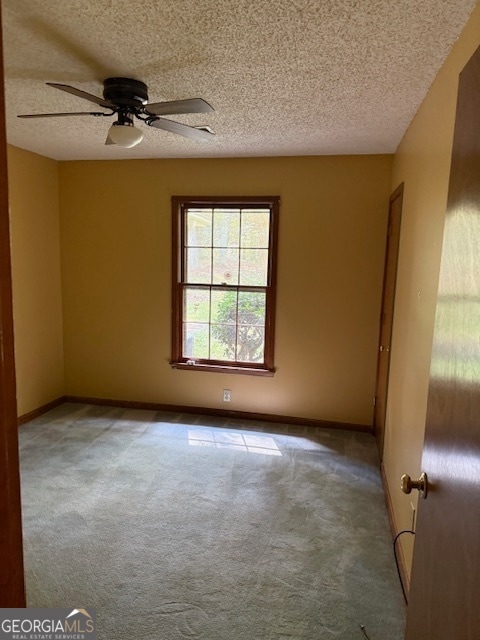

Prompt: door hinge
[{"left": 373, "top": 396, "right": 377, "bottom": 407}]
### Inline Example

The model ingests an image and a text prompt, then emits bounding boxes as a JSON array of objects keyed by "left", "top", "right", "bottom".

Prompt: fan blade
[
  {"left": 46, "top": 82, "right": 115, "bottom": 109},
  {"left": 18, "top": 111, "right": 109, "bottom": 118},
  {"left": 145, "top": 98, "right": 214, "bottom": 116},
  {"left": 148, "top": 117, "right": 215, "bottom": 141}
]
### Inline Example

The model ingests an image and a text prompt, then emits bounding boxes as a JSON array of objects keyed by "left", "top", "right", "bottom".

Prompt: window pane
[
  {"left": 213, "top": 248, "right": 239, "bottom": 285},
  {"left": 187, "top": 209, "right": 212, "bottom": 247},
  {"left": 211, "top": 289, "right": 237, "bottom": 323},
  {"left": 239, "top": 249, "right": 268, "bottom": 285},
  {"left": 236, "top": 325, "right": 265, "bottom": 363},
  {"left": 241, "top": 210, "right": 270, "bottom": 248},
  {"left": 183, "top": 323, "right": 209, "bottom": 359},
  {"left": 210, "top": 325, "right": 236, "bottom": 361},
  {"left": 213, "top": 209, "right": 240, "bottom": 247},
  {"left": 238, "top": 291, "right": 266, "bottom": 326},
  {"left": 186, "top": 248, "right": 212, "bottom": 283},
  {"left": 211, "top": 289, "right": 237, "bottom": 361},
  {"left": 184, "top": 287, "right": 210, "bottom": 323}
]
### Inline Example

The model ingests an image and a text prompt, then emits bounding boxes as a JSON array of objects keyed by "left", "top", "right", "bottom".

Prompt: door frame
[
  {"left": 373, "top": 183, "right": 404, "bottom": 456},
  {"left": 0, "top": 4, "right": 26, "bottom": 607}
]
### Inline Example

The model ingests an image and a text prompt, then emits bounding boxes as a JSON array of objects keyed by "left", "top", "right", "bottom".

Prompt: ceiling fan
[{"left": 17, "top": 77, "right": 215, "bottom": 148}]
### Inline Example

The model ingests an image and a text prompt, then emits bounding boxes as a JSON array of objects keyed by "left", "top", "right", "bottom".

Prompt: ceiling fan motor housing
[{"left": 103, "top": 77, "right": 149, "bottom": 109}]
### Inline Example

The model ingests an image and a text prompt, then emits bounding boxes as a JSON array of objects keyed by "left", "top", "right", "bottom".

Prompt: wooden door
[
  {"left": 0, "top": 5, "right": 25, "bottom": 606},
  {"left": 373, "top": 183, "right": 403, "bottom": 456},
  {"left": 405, "top": 44, "right": 480, "bottom": 640}
]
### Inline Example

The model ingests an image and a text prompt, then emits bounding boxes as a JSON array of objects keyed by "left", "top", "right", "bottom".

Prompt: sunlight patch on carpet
[{"left": 188, "top": 429, "right": 282, "bottom": 456}]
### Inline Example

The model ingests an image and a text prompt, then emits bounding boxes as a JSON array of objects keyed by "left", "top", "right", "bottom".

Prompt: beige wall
[
  {"left": 384, "top": 3, "right": 480, "bottom": 584},
  {"left": 7, "top": 145, "right": 64, "bottom": 415},
  {"left": 59, "top": 155, "right": 392, "bottom": 425}
]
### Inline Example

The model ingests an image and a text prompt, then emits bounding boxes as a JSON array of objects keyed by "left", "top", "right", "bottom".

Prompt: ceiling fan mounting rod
[{"left": 115, "top": 111, "right": 135, "bottom": 126}]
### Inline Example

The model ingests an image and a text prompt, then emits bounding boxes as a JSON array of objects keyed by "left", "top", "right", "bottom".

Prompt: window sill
[{"left": 170, "top": 362, "right": 275, "bottom": 377}]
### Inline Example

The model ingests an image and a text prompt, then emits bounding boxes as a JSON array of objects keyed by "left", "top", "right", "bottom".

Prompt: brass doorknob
[{"left": 401, "top": 472, "right": 428, "bottom": 499}]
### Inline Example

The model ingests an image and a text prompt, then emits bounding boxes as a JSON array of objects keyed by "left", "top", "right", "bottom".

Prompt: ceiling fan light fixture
[{"left": 108, "top": 122, "right": 144, "bottom": 148}]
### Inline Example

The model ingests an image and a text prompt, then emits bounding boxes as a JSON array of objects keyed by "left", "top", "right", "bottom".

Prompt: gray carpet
[{"left": 19, "top": 403, "right": 405, "bottom": 639}]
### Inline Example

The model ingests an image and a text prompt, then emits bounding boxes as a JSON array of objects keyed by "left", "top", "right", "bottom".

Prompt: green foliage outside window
[{"left": 211, "top": 290, "right": 265, "bottom": 362}]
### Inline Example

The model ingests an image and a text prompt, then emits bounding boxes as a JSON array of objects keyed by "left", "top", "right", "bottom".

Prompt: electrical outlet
[
  {"left": 222, "top": 389, "right": 231, "bottom": 403},
  {"left": 410, "top": 501, "right": 416, "bottom": 531}
]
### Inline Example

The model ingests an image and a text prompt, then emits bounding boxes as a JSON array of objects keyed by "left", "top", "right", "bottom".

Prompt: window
[{"left": 171, "top": 196, "right": 279, "bottom": 375}]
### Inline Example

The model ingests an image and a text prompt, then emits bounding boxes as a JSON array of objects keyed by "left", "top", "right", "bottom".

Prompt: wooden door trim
[
  {"left": 373, "top": 182, "right": 404, "bottom": 456},
  {"left": 388, "top": 182, "right": 404, "bottom": 211},
  {"left": 0, "top": 4, "right": 26, "bottom": 606}
]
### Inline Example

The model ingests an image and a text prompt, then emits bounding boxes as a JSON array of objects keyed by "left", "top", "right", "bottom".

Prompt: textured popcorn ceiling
[{"left": 2, "top": 0, "right": 477, "bottom": 161}]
